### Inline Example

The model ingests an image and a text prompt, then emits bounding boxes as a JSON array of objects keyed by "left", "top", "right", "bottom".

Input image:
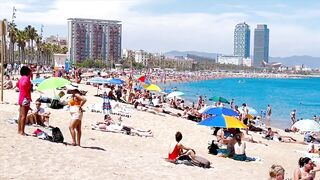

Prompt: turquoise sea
[{"left": 163, "top": 78, "right": 320, "bottom": 129}]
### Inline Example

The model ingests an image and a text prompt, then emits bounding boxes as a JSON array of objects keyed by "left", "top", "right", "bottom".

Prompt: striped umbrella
[{"left": 198, "top": 115, "right": 247, "bottom": 128}]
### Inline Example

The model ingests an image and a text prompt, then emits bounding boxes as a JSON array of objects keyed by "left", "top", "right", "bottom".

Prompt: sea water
[{"left": 162, "top": 77, "right": 320, "bottom": 129}]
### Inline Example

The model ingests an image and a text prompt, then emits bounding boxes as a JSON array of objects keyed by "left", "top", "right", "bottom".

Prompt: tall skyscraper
[
  {"left": 253, "top": 24, "right": 269, "bottom": 67},
  {"left": 68, "top": 18, "right": 122, "bottom": 64},
  {"left": 233, "top": 22, "right": 250, "bottom": 58}
]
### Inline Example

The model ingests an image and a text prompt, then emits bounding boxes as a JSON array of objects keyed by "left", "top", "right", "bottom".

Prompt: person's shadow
[
  {"left": 63, "top": 142, "right": 106, "bottom": 151},
  {"left": 81, "top": 146, "right": 106, "bottom": 151}
]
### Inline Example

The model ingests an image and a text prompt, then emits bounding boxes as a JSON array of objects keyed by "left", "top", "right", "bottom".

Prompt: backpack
[
  {"left": 52, "top": 127, "right": 64, "bottom": 143},
  {"left": 192, "top": 156, "right": 211, "bottom": 168},
  {"left": 50, "top": 99, "right": 63, "bottom": 109},
  {"left": 208, "top": 140, "right": 219, "bottom": 155}
]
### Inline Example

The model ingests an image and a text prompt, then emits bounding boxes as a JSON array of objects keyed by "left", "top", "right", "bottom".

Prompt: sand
[{"left": 0, "top": 83, "right": 313, "bottom": 180}]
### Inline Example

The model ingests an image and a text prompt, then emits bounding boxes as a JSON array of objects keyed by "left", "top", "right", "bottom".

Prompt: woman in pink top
[{"left": 16, "top": 66, "right": 32, "bottom": 135}]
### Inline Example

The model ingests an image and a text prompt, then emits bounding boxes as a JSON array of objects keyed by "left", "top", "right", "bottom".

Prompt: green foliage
[{"left": 132, "top": 61, "right": 145, "bottom": 69}]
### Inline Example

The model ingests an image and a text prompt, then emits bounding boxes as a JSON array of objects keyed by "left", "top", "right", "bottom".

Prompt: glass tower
[
  {"left": 234, "top": 22, "right": 250, "bottom": 58},
  {"left": 253, "top": 24, "right": 269, "bottom": 67}
]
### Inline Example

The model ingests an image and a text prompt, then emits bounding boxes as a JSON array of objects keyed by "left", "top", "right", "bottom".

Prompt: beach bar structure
[{"left": 67, "top": 18, "right": 122, "bottom": 64}]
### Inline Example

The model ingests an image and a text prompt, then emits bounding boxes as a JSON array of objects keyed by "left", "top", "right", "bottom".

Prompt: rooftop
[{"left": 67, "top": 18, "right": 121, "bottom": 24}]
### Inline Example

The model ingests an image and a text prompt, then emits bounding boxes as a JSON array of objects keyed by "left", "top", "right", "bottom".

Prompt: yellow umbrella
[{"left": 143, "top": 84, "right": 161, "bottom": 92}]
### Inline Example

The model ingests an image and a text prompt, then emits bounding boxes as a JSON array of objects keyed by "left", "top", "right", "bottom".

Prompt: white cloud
[{"left": 0, "top": 0, "right": 319, "bottom": 56}]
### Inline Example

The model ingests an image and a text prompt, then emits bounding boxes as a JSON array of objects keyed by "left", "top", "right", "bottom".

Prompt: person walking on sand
[
  {"left": 16, "top": 66, "right": 32, "bottom": 135},
  {"left": 266, "top": 105, "right": 272, "bottom": 127},
  {"left": 291, "top": 110, "right": 297, "bottom": 125},
  {"left": 68, "top": 86, "right": 87, "bottom": 146}
]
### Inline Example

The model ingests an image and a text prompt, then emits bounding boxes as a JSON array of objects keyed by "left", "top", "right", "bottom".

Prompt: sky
[{"left": 1, "top": 0, "right": 320, "bottom": 57}]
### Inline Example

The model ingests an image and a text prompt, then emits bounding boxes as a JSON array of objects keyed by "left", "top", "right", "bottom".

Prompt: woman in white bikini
[{"left": 68, "top": 87, "right": 87, "bottom": 146}]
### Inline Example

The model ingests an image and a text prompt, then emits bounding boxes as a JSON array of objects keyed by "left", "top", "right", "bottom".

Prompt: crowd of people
[{"left": 11, "top": 64, "right": 320, "bottom": 179}]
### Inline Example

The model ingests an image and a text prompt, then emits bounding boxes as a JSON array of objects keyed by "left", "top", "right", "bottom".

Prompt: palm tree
[
  {"left": 43, "top": 43, "right": 53, "bottom": 65},
  {"left": 29, "top": 28, "right": 37, "bottom": 63},
  {"left": 8, "top": 22, "right": 18, "bottom": 63},
  {"left": 35, "top": 35, "right": 43, "bottom": 64},
  {"left": 24, "top": 25, "right": 32, "bottom": 63},
  {"left": 16, "top": 30, "right": 27, "bottom": 63}
]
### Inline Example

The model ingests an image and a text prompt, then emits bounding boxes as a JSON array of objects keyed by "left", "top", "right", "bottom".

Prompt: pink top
[{"left": 16, "top": 76, "right": 32, "bottom": 105}]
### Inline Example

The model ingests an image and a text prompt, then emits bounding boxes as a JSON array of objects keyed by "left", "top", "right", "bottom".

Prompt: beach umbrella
[
  {"left": 208, "top": 96, "right": 230, "bottom": 104},
  {"left": 37, "top": 77, "right": 71, "bottom": 91},
  {"left": 88, "top": 77, "right": 110, "bottom": 84},
  {"left": 143, "top": 84, "right": 161, "bottom": 92},
  {"left": 202, "top": 107, "right": 239, "bottom": 116},
  {"left": 32, "top": 78, "right": 45, "bottom": 85},
  {"left": 239, "top": 107, "right": 258, "bottom": 115},
  {"left": 167, "top": 91, "right": 184, "bottom": 98},
  {"left": 107, "top": 78, "right": 125, "bottom": 85},
  {"left": 198, "top": 115, "right": 247, "bottom": 129},
  {"left": 292, "top": 119, "right": 320, "bottom": 132}
]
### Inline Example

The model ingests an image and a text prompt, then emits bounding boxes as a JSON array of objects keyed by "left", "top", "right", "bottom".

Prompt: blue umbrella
[
  {"left": 108, "top": 78, "right": 125, "bottom": 85},
  {"left": 198, "top": 115, "right": 247, "bottom": 128},
  {"left": 32, "top": 78, "right": 46, "bottom": 85},
  {"left": 203, "top": 107, "right": 239, "bottom": 116},
  {"left": 88, "top": 77, "right": 109, "bottom": 84}
]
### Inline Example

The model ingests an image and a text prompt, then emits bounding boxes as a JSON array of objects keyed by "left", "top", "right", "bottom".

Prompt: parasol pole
[{"left": 0, "top": 20, "right": 7, "bottom": 102}]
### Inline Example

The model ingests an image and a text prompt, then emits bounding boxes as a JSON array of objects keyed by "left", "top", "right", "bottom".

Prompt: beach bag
[
  {"left": 192, "top": 156, "right": 211, "bottom": 168},
  {"left": 50, "top": 99, "right": 63, "bottom": 109},
  {"left": 208, "top": 140, "right": 219, "bottom": 155},
  {"left": 52, "top": 127, "right": 64, "bottom": 143}
]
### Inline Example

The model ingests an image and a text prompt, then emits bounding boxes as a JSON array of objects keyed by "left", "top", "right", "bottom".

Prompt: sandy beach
[{"left": 0, "top": 82, "right": 314, "bottom": 180}]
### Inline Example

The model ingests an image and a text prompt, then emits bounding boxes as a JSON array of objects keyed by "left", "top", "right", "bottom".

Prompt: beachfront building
[
  {"left": 253, "top": 24, "right": 269, "bottom": 67},
  {"left": 134, "top": 50, "right": 149, "bottom": 66},
  {"left": 217, "top": 55, "right": 243, "bottom": 66},
  {"left": 234, "top": 22, "right": 250, "bottom": 58},
  {"left": 45, "top": 35, "right": 67, "bottom": 48},
  {"left": 67, "top": 18, "right": 122, "bottom": 64}
]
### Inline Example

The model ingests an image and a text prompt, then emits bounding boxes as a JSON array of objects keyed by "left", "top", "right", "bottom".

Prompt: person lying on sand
[
  {"left": 93, "top": 115, "right": 153, "bottom": 137},
  {"left": 147, "top": 107, "right": 181, "bottom": 117},
  {"left": 264, "top": 128, "right": 306, "bottom": 144},
  {"left": 168, "top": 131, "right": 196, "bottom": 161}
]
